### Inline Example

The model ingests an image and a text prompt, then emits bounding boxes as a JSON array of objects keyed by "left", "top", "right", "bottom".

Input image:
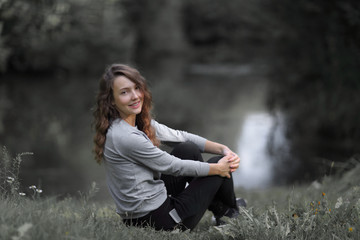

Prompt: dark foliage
[
  {"left": 1, "top": 0, "right": 360, "bottom": 190},
  {"left": 183, "top": 0, "right": 272, "bottom": 63},
  {"left": 265, "top": 0, "right": 360, "bottom": 182},
  {"left": 0, "top": 0, "right": 131, "bottom": 74}
]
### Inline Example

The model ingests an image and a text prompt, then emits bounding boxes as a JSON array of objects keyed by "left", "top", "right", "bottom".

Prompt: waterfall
[{"left": 233, "top": 112, "right": 287, "bottom": 189}]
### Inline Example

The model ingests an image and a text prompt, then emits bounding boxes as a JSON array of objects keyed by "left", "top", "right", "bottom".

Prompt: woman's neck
[{"left": 122, "top": 115, "right": 136, "bottom": 126}]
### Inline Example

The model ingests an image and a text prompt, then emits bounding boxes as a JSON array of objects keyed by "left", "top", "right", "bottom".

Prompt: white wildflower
[
  {"left": 19, "top": 192, "right": 26, "bottom": 196},
  {"left": 29, "top": 185, "right": 37, "bottom": 189},
  {"left": 335, "top": 197, "right": 343, "bottom": 209},
  {"left": 36, "top": 189, "right": 43, "bottom": 193},
  {"left": 6, "top": 177, "right": 15, "bottom": 183}
]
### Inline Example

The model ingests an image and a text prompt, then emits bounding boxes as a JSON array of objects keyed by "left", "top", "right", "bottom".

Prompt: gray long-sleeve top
[{"left": 103, "top": 119, "right": 210, "bottom": 219}]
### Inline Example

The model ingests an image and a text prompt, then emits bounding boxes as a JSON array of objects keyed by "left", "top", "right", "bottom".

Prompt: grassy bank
[{"left": 1, "top": 149, "right": 359, "bottom": 239}]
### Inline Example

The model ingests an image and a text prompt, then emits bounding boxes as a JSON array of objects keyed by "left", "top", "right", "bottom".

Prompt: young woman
[{"left": 93, "top": 64, "right": 243, "bottom": 231}]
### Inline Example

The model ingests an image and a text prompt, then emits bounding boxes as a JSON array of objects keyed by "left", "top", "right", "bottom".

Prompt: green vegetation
[{"left": 1, "top": 148, "right": 359, "bottom": 239}]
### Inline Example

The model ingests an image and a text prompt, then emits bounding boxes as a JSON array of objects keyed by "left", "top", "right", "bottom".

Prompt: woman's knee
[
  {"left": 173, "top": 141, "right": 198, "bottom": 152},
  {"left": 207, "top": 156, "right": 222, "bottom": 164},
  {"left": 171, "top": 142, "right": 202, "bottom": 161}
]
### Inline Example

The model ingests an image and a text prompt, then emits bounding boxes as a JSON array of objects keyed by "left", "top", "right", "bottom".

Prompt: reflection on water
[{"left": 233, "top": 112, "right": 287, "bottom": 189}]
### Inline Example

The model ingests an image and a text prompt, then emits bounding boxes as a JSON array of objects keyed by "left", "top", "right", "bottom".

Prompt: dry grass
[{"left": 1, "top": 147, "right": 359, "bottom": 239}]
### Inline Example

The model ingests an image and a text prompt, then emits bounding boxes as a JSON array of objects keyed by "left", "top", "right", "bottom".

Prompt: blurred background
[{"left": 0, "top": 0, "right": 359, "bottom": 199}]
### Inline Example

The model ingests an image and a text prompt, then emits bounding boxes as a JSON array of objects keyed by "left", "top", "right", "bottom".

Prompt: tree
[{"left": 266, "top": 0, "right": 360, "bottom": 182}]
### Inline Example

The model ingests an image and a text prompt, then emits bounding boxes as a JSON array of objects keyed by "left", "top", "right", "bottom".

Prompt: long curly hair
[{"left": 93, "top": 64, "right": 159, "bottom": 164}]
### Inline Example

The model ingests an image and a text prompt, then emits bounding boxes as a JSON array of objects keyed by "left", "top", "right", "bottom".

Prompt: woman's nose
[{"left": 131, "top": 90, "right": 139, "bottom": 99}]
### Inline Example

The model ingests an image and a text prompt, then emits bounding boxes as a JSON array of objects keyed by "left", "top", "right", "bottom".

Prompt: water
[{"left": 233, "top": 112, "right": 288, "bottom": 189}]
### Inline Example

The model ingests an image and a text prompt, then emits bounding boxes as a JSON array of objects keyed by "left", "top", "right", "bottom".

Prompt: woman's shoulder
[
  {"left": 110, "top": 120, "right": 154, "bottom": 152},
  {"left": 111, "top": 119, "right": 136, "bottom": 131},
  {"left": 108, "top": 119, "right": 141, "bottom": 140},
  {"left": 150, "top": 119, "right": 158, "bottom": 126},
  {"left": 151, "top": 119, "right": 168, "bottom": 131}
]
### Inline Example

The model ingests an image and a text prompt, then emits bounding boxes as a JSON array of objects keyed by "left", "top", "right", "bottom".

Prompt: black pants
[{"left": 123, "top": 142, "right": 238, "bottom": 231}]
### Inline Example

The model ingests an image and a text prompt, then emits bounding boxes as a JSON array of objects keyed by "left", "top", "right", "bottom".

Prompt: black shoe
[
  {"left": 214, "top": 198, "right": 247, "bottom": 226},
  {"left": 236, "top": 198, "right": 247, "bottom": 208},
  {"left": 224, "top": 207, "right": 240, "bottom": 218},
  {"left": 215, "top": 217, "right": 226, "bottom": 226},
  {"left": 215, "top": 207, "right": 240, "bottom": 226}
]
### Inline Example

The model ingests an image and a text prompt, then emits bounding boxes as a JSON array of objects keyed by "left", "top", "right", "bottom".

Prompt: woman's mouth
[{"left": 129, "top": 101, "right": 141, "bottom": 109}]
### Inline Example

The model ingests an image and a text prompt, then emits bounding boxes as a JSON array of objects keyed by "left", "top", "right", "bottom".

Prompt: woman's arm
[
  {"left": 152, "top": 120, "right": 240, "bottom": 176},
  {"left": 204, "top": 140, "right": 227, "bottom": 155},
  {"left": 151, "top": 120, "right": 207, "bottom": 151}
]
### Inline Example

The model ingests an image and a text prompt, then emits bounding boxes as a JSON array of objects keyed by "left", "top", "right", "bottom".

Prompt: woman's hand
[
  {"left": 221, "top": 146, "right": 240, "bottom": 173},
  {"left": 216, "top": 155, "right": 232, "bottom": 178},
  {"left": 208, "top": 154, "right": 240, "bottom": 178},
  {"left": 205, "top": 140, "right": 241, "bottom": 176}
]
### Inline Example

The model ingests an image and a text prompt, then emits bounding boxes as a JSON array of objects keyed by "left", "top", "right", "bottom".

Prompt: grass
[{"left": 1, "top": 147, "right": 359, "bottom": 239}]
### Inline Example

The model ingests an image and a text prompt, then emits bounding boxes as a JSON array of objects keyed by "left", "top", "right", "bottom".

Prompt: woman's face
[{"left": 112, "top": 76, "right": 144, "bottom": 123}]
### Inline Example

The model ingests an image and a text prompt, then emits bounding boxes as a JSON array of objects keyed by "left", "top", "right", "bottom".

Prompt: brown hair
[{"left": 93, "top": 64, "right": 159, "bottom": 164}]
